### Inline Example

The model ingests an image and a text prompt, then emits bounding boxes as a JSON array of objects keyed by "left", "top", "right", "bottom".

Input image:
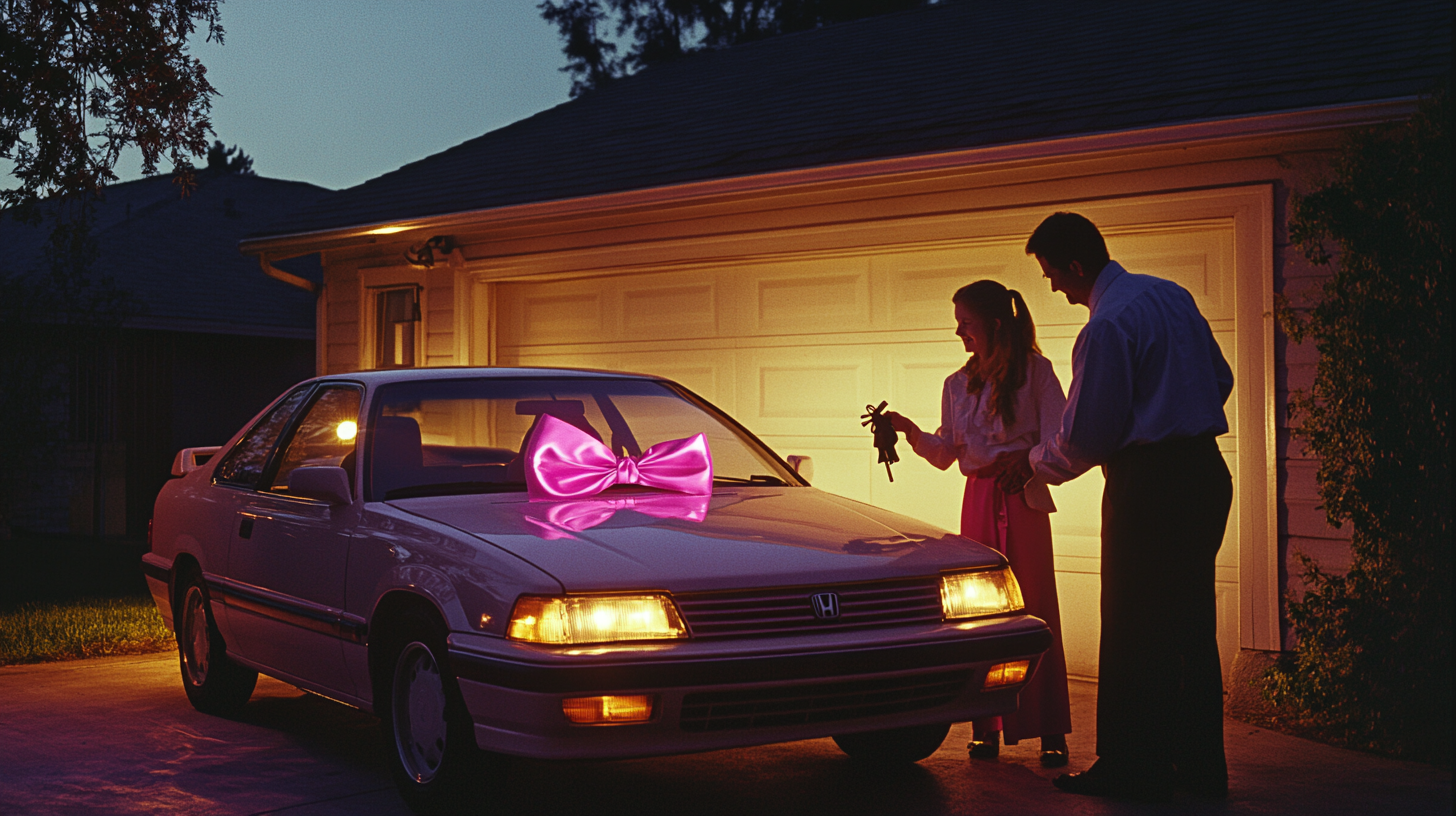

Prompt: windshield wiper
[
  {"left": 384, "top": 481, "right": 526, "bottom": 500},
  {"left": 713, "top": 475, "right": 789, "bottom": 486}
]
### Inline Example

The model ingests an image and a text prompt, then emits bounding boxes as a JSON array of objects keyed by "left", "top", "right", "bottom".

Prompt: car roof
[{"left": 304, "top": 366, "right": 663, "bottom": 387}]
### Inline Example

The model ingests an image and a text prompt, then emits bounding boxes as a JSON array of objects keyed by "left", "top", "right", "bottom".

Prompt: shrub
[{"left": 1268, "top": 87, "right": 1450, "bottom": 763}]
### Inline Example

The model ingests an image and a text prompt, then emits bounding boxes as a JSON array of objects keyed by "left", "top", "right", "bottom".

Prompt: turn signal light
[
  {"left": 983, "top": 660, "right": 1031, "bottom": 688},
  {"left": 562, "top": 694, "right": 655, "bottom": 724}
]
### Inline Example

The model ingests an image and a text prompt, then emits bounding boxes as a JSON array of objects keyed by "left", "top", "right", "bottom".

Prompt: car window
[
  {"left": 267, "top": 386, "right": 363, "bottom": 494},
  {"left": 368, "top": 378, "right": 798, "bottom": 501},
  {"left": 214, "top": 386, "right": 313, "bottom": 487}
]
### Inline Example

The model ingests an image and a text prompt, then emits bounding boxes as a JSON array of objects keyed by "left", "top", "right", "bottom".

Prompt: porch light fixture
[{"left": 404, "top": 235, "right": 454, "bottom": 268}]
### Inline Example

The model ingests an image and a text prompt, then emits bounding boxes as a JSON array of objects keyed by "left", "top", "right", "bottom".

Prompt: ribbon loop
[{"left": 525, "top": 414, "right": 713, "bottom": 500}]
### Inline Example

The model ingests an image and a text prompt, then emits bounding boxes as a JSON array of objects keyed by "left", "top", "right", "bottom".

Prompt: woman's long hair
[{"left": 953, "top": 280, "right": 1040, "bottom": 425}]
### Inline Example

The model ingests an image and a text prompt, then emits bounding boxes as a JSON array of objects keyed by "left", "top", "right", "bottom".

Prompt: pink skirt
[{"left": 962, "top": 474, "right": 1073, "bottom": 743}]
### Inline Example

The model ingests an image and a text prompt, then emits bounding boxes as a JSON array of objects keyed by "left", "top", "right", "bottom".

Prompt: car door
[{"left": 225, "top": 384, "right": 363, "bottom": 696}]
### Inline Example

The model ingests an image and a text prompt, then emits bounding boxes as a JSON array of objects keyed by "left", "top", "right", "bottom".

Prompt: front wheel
[
  {"left": 175, "top": 572, "right": 257, "bottom": 715},
  {"left": 377, "top": 608, "right": 498, "bottom": 814},
  {"left": 833, "top": 722, "right": 952, "bottom": 763}
]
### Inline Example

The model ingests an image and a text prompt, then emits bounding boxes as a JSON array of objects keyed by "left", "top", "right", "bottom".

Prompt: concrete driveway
[{"left": 0, "top": 652, "right": 1448, "bottom": 815}]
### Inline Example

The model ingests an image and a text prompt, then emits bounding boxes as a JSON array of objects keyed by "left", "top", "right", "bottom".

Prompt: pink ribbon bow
[
  {"left": 521, "top": 494, "right": 712, "bottom": 539},
  {"left": 525, "top": 414, "right": 713, "bottom": 501}
]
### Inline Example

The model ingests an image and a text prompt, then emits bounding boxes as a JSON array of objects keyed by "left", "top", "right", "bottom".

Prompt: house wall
[{"left": 315, "top": 129, "right": 1356, "bottom": 656}]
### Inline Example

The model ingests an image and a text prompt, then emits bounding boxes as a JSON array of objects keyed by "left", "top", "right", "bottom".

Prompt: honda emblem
[{"left": 810, "top": 592, "right": 840, "bottom": 619}]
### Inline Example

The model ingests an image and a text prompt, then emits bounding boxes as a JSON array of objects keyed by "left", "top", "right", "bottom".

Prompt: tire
[
  {"left": 175, "top": 571, "right": 257, "bottom": 715},
  {"left": 376, "top": 607, "right": 498, "bottom": 814},
  {"left": 833, "top": 722, "right": 952, "bottom": 763}
]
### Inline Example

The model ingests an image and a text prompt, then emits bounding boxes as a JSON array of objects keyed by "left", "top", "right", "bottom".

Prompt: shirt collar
[{"left": 1088, "top": 260, "right": 1125, "bottom": 315}]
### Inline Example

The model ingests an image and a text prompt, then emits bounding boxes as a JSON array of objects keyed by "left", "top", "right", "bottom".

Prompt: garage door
[{"left": 494, "top": 224, "right": 1241, "bottom": 680}]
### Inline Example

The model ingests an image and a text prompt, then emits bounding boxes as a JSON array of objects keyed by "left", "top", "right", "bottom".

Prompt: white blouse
[{"left": 911, "top": 353, "right": 1068, "bottom": 513}]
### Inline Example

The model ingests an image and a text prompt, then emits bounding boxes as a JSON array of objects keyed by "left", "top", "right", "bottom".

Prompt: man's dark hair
[{"left": 1024, "top": 212, "right": 1110, "bottom": 272}]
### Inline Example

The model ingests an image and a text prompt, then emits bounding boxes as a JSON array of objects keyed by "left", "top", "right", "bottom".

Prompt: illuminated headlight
[
  {"left": 507, "top": 594, "right": 687, "bottom": 644},
  {"left": 940, "top": 568, "right": 1025, "bottom": 619}
]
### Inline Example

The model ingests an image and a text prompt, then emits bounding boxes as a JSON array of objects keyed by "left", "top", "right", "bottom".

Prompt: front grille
[
  {"left": 679, "top": 669, "right": 968, "bottom": 732},
  {"left": 674, "top": 576, "right": 942, "bottom": 639}
]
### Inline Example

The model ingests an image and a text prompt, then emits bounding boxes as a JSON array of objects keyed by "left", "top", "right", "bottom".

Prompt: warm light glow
[
  {"left": 940, "top": 568, "right": 1025, "bottom": 619},
  {"left": 983, "top": 660, "right": 1031, "bottom": 688},
  {"left": 366, "top": 225, "right": 410, "bottom": 235},
  {"left": 507, "top": 594, "right": 687, "bottom": 644},
  {"left": 561, "top": 694, "right": 655, "bottom": 724},
  {"left": 335, "top": 421, "right": 358, "bottom": 441}
]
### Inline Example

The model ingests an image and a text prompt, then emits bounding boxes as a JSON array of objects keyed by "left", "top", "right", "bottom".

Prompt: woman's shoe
[
  {"left": 1040, "top": 735, "right": 1069, "bottom": 767},
  {"left": 968, "top": 731, "right": 1000, "bottom": 760},
  {"left": 1040, "top": 748, "right": 1070, "bottom": 767}
]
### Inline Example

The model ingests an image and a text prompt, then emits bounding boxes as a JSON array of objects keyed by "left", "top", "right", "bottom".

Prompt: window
[
  {"left": 214, "top": 387, "right": 313, "bottom": 487},
  {"left": 376, "top": 286, "right": 420, "bottom": 368},
  {"left": 268, "top": 386, "right": 363, "bottom": 494}
]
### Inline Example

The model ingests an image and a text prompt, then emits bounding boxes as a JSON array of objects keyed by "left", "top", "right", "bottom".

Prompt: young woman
[{"left": 887, "top": 280, "right": 1073, "bottom": 766}]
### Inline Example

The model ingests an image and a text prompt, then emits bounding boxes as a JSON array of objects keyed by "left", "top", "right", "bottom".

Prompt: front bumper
[{"left": 447, "top": 613, "right": 1050, "bottom": 760}]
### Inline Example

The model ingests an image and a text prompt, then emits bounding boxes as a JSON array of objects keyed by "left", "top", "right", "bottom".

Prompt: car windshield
[{"left": 366, "top": 377, "right": 799, "bottom": 500}]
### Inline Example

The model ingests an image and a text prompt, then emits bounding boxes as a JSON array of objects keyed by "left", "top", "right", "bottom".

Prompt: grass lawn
[
  {"left": 0, "top": 532, "right": 174, "bottom": 666},
  {"left": 0, "top": 597, "right": 173, "bottom": 665}
]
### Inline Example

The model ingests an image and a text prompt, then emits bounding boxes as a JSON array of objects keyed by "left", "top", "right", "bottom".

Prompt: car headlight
[
  {"left": 507, "top": 594, "right": 687, "bottom": 644},
  {"left": 941, "top": 568, "right": 1025, "bottom": 619}
]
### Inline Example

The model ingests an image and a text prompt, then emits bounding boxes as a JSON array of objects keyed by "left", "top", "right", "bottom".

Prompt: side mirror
[
  {"left": 786, "top": 455, "right": 814, "bottom": 483},
  {"left": 288, "top": 466, "right": 352, "bottom": 504}
]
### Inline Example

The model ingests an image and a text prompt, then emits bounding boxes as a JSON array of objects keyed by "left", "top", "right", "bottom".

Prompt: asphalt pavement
[{"left": 0, "top": 652, "right": 1448, "bottom": 815}]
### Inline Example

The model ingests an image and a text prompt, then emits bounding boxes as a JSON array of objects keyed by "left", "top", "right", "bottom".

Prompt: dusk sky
[{"left": 81, "top": 1, "right": 574, "bottom": 191}]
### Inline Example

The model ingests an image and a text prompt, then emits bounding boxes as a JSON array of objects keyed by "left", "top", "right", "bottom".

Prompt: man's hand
[{"left": 993, "top": 449, "right": 1033, "bottom": 494}]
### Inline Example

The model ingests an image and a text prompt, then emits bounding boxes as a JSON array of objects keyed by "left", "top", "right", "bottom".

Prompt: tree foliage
[
  {"left": 1268, "top": 87, "right": 1451, "bottom": 762},
  {"left": 1, "top": 0, "right": 223, "bottom": 218},
  {"left": 205, "top": 139, "right": 252, "bottom": 175},
  {"left": 0, "top": 0, "right": 222, "bottom": 534},
  {"left": 540, "top": 0, "right": 930, "bottom": 97}
]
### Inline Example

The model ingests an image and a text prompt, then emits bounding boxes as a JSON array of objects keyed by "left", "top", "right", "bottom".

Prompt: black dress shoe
[{"left": 1053, "top": 765, "right": 1172, "bottom": 802}]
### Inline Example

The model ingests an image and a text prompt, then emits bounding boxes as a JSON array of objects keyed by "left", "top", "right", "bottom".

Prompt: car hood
[{"left": 387, "top": 487, "right": 1002, "bottom": 592}]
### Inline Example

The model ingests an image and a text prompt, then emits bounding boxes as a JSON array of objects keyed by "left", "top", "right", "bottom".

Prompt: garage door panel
[
  {"left": 503, "top": 285, "right": 612, "bottom": 346},
  {"left": 737, "top": 348, "right": 871, "bottom": 436},
  {"left": 872, "top": 250, "right": 1010, "bottom": 328},
  {"left": 745, "top": 261, "right": 871, "bottom": 335},
  {"left": 622, "top": 280, "right": 721, "bottom": 339}
]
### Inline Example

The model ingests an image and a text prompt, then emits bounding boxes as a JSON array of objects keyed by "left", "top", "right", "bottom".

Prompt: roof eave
[{"left": 239, "top": 98, "right": 1419, "bottom": 258}]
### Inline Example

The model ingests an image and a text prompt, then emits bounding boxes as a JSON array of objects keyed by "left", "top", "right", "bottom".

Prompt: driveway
[{"left": 0, "top": 653, "right": 1448, "bottom": 815}]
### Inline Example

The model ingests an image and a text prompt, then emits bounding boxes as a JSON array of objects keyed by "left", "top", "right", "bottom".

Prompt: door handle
[{"left": 239, "top": 517, "right": 254, "bottom": 539}]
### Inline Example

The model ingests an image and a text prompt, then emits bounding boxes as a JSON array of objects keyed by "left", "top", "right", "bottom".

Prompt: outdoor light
[
  {"left": 336, "top": 420, "right": 357, "bottom": 441},
  {"left": 983, "top": 660, "right": 1031, "bottom": 688},
  {"left": 561, "top": 694, "right": 656, "bottom": 724},
  {"left": 940, "top": 568, "right": 1025, "bottom": 619},
  {"left": 508, "top": 594, "right": 687, "bottom": 644}
]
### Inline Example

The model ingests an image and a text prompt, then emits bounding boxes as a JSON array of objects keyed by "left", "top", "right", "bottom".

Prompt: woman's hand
[
  {"left": 993, "top": 449, "right": 1033, "bottom": 494},
  {"left": 884, "top": 411, "right": 920, "bottom": 445}
]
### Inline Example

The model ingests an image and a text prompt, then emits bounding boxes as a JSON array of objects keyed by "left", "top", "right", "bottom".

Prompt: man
[{"left": 1002, "top": 212, "right": 1233, "bottom": 800}]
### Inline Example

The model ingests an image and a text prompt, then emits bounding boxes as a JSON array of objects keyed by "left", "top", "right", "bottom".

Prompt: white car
[{"left": 144, "top": 367, "right": 1050, "bottom": 812}]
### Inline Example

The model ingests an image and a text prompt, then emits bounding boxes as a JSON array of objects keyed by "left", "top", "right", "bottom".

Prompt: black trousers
[{"left": 1097, "top": 434, "right": 1231, "bottom": 784}]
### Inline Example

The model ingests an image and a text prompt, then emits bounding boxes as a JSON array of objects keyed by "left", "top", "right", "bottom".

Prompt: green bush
[{"left": 1268, "top": 87, "right": 1450, "bottom": 763}]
